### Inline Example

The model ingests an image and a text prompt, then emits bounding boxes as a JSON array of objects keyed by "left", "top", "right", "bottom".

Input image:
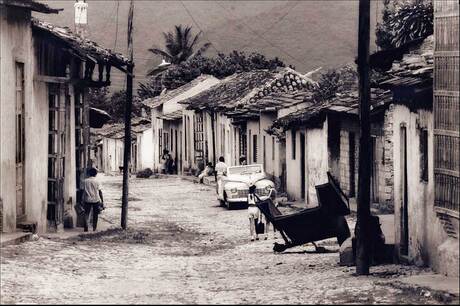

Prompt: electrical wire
[
  {"left": 179, "top": 1, "right": 220, "bottom": 54},
  {"left": 240, "top": 1, "right": 300, "bottom": 51},
  {"left": 113, "top": 0, "right": 120, "bottom": 51},
  {"left": 214, "top": 1, "right": 307, "bottom": 68}
]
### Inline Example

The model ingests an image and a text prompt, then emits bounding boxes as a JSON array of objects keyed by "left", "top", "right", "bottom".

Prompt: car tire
[{"left": 224, "top": 193, "right": 232, "bottom": 210}]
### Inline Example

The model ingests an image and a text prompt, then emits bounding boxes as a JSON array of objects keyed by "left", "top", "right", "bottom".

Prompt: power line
[
  {"left": 114, "top": 0, "right": 120, "bottom": 51},
  {"left": 240, "top": 1, "right": 300, "bottom": 51},
  {"left": 179, "top": 1, "right": 220, "bottom": 54},
  {"left": 215, "top": 1, "right": 308, "bottom": 68}
]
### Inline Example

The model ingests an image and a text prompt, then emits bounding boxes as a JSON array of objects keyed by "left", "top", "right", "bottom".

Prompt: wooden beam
[{"left": 34, "top": 75, "right": 71, "bottom": 84}]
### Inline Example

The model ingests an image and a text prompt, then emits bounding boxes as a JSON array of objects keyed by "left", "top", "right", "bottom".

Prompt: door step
[{"left": 17, "top": 221, "right": 37, "bottom": 233}]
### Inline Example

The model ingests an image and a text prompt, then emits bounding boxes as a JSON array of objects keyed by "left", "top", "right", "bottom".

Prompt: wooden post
[
  {"left": 356, "top": 0, "right": 372, "bottom": 275},
  {"left": 121, "top": 0, "right": 134, "bottom": 230}
]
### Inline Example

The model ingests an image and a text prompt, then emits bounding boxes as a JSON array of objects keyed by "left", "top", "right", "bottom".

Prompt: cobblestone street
[{"left": 0, "top": 175, "right": 451, "bottom": 304}]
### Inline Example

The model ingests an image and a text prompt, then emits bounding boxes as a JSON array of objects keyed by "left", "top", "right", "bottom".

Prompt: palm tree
[{"left": 147, "top": 25, "right": 211, "bottom": 76}]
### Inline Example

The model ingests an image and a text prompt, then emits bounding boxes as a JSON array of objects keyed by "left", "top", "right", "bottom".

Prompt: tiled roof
[
  {"left": 180, "top": 68, "right": 316, "bottom": 120},
  {"left": 272, "top": 88, "right": 393, "bottom": 130},
  {"left": 91, "top": 117, "right": 151, "bottom": 139},
  {"left": 32, "top": 19, "right": 129, "bottom": 68},
  {"left": 142, "top": 75, "right": 219, "bottom": 109},
  {"left": 372, "top": 35, "right": 433, "bottom": 89},
  {"left": 157, "top": 110, "right": 183, "bottom": 121}
]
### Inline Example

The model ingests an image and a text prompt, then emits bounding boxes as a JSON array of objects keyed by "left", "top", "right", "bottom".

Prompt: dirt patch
[{"left": 71, "top": 221, "right": 236, "bottom": 257}]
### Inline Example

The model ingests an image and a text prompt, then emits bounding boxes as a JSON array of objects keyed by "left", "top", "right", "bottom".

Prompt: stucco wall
[
  {"left": 137, "top": 129, "right": 154, "bottom": 170},
  {"left": 391, "top": 104, "right": 452, "bottom": 273},
  {"left": 285, "top": 120, "right": 329, "bottom": 205},
  {"left": 103, "top": 138, "right": 124, "bottom": 173},
  {"left": 0, "top": 7, "right": 51, "bottom": 232},
  {"left": 306, "top": 121, "right": 329, "bottom": 206}
]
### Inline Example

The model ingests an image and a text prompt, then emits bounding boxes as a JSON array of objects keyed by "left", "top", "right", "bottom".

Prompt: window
[
  {"left": 184, "top": 117, "right": 187, "bottom": 161},
  {"left": 253, "top": 134, "right": 258, "bottom": 163},
  {"left": 272, "top": 137, "right": 275, "bottom": 160},
  {"left": 291, "top": 130, "right": 296, "bottom": 160},
  {"left": 420, "top": 129, "right": 429, "bottom": 182}
]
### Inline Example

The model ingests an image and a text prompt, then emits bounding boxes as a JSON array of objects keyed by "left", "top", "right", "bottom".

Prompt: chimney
[{"left": 74, "top": 0, "right": 88, "bottom": 38}]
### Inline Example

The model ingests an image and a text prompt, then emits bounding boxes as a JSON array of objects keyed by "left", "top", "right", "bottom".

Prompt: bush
[{"left": 136, "top": 168, "right": 153, "bottom": 178}]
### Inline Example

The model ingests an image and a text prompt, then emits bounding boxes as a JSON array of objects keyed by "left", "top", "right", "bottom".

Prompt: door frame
[{"left": 400, "top": 123, "right": 409, "bottom": 256}]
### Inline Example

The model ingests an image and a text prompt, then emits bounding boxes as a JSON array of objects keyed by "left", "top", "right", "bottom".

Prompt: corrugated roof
[
  {"left": 142, "top": 75, "right": 219, "bottom": 109},
  {"left": 32, "top": 19, "right": 129, "bottom": 69}
]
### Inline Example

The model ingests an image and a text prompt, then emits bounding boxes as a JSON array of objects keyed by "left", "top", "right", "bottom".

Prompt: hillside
[{"left": 37, "top": 0, "right": 382, "bottom": 92}]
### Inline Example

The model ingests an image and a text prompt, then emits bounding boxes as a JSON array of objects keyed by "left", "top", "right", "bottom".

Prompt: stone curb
[{"left": 0, "top": 232, "right": 32, "bottom": 248}]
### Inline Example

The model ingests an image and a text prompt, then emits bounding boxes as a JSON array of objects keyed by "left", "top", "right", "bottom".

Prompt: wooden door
[
  {"left": 47, "top": 85, "right": 67, "bottom": 227},
  {"left": 300, "top": 133, "right": 306, "bottom": 200},
  {"left": 15, "top": 63, "right": 26, "bottom": 222}
]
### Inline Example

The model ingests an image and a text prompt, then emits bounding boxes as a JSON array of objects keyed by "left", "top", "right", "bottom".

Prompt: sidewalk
[
  {"left": 391, "top": 273, "right": 460, "bottom": 303},
  {"left": 1, "top": 232, "right": 32, "bottom": 247}
]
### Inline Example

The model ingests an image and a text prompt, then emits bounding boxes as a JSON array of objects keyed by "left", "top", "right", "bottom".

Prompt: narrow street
[{"left": 0, "top": 175, "right": 447, "bottom": 304}]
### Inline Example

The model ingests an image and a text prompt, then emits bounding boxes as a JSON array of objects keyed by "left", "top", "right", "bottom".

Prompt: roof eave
[{"left": 0, "top": 0, "right": 62, "bottom": 14}]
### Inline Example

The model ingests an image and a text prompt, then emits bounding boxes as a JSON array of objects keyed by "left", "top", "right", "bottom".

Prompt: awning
[{"left": 89, "top": 107, "right": 111, "bottom": 128}]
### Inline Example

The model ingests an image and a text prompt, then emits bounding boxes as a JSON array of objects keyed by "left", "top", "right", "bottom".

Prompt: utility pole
[
  {"left": 356, "top": 0, "right": 372, "bottom": 275},
  {"left": 121, "top": 0, "right": 134, "bottom": 230}
]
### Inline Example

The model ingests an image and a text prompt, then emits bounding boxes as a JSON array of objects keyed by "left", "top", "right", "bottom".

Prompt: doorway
[
  {"left": 15, "top": 63, "right": 26, "bottom": 222},
  {"left": 300, "top": 132, "right": 306, "bottom": 200},
  {"left": 400, "top": 125, "right": 409, "bottom": 256}
]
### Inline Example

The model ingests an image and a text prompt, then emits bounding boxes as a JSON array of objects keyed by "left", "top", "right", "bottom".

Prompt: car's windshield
[{"left": 228, "top": 165, "right": 263, "bottom": 175}]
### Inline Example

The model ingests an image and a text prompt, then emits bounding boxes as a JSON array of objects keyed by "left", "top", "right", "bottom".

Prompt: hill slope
[{"left": 37, "top": 0, "right": 381, "bottom": 92}]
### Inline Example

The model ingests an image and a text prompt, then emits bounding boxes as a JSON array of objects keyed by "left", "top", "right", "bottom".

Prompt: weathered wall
[
  {"left": 102, "top": 138, "right": 124, "bottom": 173},
  {"left": 0, "top": 7, "right": 50, "bottom": 232},
  {"left": 259, "top": 113, "right": 281, "bottom": 178},
  {"left": 285, "top": 120, "right": 328, "bottom": 205},
  {"left": 391, "top": 104, "right": 454, "bottom": 274},
  {"left": 137, "top": 128, "right": 154, "bottom": 171},
  {"left": 285, "top": 129, "right": 301, "bottom": 201},
  {"left": 306, "top": 120, "right": 329, "bottom": 207}
]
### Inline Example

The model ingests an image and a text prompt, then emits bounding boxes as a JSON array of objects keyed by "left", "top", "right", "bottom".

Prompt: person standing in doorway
[
  {"left": 82, "top": 167, "right": 104, "bottom": 232},
  {"left": 239, "top": 155, "right": 247, "bottom": 165}
]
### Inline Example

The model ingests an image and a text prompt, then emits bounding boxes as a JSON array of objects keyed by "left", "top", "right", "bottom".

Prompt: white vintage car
[{"left": 217, "top": 164, "right": 276, "bottom": 209}]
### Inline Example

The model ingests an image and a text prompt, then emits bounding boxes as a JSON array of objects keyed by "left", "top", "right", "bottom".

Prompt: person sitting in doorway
[
  {"left": 198, "top": 162, "right": 214, "bottom": 184},
  {"left": 82, "top": 167, "right": 104, "bottom": 232}
]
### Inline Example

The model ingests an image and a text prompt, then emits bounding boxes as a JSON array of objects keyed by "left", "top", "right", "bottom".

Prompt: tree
[
  {"left": 138, "top": 51, "right": 285, "bottom": 100},
  {"left": 375, "top": 0, "right": 433, "bottom": 50},
  {"left": 87, "top": 88, "right": 144, "bottom": 123},
  {"left": 311, "top": 65, "right": 358, "bottom": 103},
  {"left": 147, "top": 25, "right": 211, "bottom": 75}
]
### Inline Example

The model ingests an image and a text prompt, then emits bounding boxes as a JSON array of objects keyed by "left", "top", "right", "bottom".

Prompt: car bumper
[{"left": 226, "top": 195, "right": 271, "bottom": 203}]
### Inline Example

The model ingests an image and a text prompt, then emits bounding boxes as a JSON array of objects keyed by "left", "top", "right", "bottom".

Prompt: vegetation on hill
[{"left": 138, "top": 50, "right": 285, "bottom": 100}]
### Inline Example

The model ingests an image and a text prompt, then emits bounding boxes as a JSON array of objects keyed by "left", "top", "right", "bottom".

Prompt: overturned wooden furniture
[{"left": 257, "top": 172, "right": 351, "bottom": 252}]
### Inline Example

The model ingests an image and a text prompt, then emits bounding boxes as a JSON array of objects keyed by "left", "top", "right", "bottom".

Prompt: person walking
[{"left": 82, "top": 167, "right": 104, "bottom": 232}]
